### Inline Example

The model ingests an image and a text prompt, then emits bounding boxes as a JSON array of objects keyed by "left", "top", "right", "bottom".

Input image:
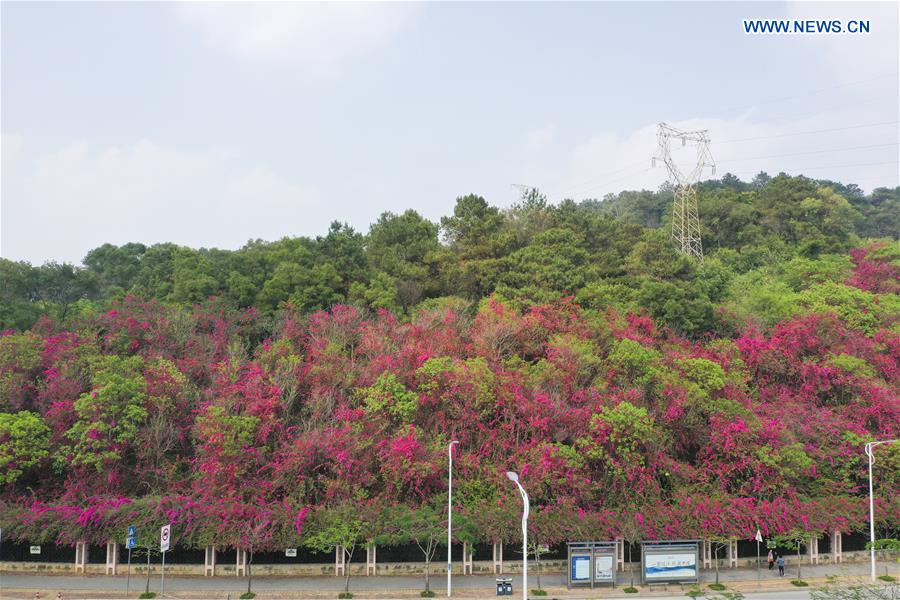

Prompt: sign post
[
  {"left": 126, "top": 525, "right": 136, "bottom": 596},
  {"left": 754, "top": 529, "right": 763, "bottom": 586},
  {"left": 160, "top": 524, "right": 171, "bottom": 594}
]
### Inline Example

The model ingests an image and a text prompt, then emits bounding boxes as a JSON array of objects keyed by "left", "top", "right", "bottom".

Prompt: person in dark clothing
[{"left": 776, "top": 555, "right": 785, "bottom": 576}]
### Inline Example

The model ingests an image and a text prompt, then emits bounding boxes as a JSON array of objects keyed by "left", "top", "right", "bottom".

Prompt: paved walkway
[{"left": 1, "top": 560, "right": 896, "bottom": 599}]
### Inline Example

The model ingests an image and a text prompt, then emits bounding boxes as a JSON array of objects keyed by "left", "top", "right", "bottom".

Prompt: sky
[{"left": 1, "top": 1, "right": 898, "bottom": 265}]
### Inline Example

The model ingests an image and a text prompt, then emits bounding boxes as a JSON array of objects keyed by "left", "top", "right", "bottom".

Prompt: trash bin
[{"left": 496, "top": 577, "right": 513, "bottom": 596}]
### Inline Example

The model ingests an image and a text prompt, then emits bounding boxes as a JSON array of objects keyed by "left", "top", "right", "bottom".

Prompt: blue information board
[{"left": 571, "top": 554, "right": 591, "bottom": 581}]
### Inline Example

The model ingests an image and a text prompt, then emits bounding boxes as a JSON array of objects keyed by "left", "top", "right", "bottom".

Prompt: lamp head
[
  {"left": 505, "top": 471, "right": 519, "bottom": 482},
  {"left": 450, "top": 440, "right": 459, "bottom": 445}
]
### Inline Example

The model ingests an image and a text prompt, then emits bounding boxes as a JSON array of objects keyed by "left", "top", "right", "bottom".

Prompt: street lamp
[
  {"left": 447, "top": 440, "right": 459, "bottom": 597},
  {"left": 506, "top": 471, "right": 529, "bottom": 600},
  {"left": 865, "top": 439, "right": 898, "bottom": 581}
]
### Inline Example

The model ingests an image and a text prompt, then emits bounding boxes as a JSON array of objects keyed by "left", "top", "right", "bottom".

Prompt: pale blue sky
[{"left": 2, "top": 1, "right": 898, "bottom": 264}]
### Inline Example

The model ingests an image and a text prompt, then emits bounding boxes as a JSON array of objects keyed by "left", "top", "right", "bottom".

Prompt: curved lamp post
[
  {"left": 447, "top": 440, "right": 459, "bottom": 597},
  {"left": 865, "top": 439, "right": 898, "bottom": 581},
  {"left": 506, "top": 471, "right": 529, "bottom": 600}
]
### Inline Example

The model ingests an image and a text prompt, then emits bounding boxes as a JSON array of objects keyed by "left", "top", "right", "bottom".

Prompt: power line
[
  {"left": 704, "top": 72, "right": 899, "bottom": 117},
  {"left": 555, "top": 167, "right": 652, "bottom": 199},
  {"left": 554, "top": 159, "right": 649, "bottom": 195},
  {"left": 568, "top": 160, "right": 897, "bottom": 200},
  {"left": 747, "top": 94, "right": 898, "bottom": 125},
  {"left": 720, "top": 121, "right": 899, "bottom": 143},
  {"left": 716, "top": 143, "right": 899, "bottom": 163}
]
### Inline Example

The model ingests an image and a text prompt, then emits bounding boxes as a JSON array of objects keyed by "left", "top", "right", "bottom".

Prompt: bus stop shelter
[{"left": 567, "top": 541, "right": 619, "bottom": 589}]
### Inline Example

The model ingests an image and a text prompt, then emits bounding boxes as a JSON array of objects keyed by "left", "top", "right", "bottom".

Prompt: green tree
[
  {"left": 66, "top": 356, "right": 147, "bottom": 471},
  {"left": 0, "top": 411, "right": 50, "bottom": 484},
  {"left": 305, "top": 504, "right": 366, "bottom": 595},
  {"left": 381, "top": 503, "right": 445, "bottom": 593},
  {"left": 82, "top": 242, "right": 147, "bottom": 297},
  {"left": 367, "top": 210, "right": 440, "bottom": 310}
]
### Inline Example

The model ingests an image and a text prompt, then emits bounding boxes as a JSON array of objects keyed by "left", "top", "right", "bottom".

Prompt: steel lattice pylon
[{"left": 653, "top": 123, "right": 716, "bottom": 261}]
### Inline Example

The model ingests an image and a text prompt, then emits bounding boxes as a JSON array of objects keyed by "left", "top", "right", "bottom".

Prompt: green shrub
[
  {"left": 791, "top": 579, "right": 809, "bottom": 587},
  {"left": 138, "top": 594, "right": 156, "bottom": 599},
  {"left": 239, "top": 593, "right": 256, "bottom": 600},
  {"left": 531, "top": 589, "right": 547, "bottom": 596},
  {"left": 686, "top": 588, "right": 705, "bottom": 598},
  {"left": 623, "top": 586, "right": 638, "bottom": 593},
  {"left": 420, "top": 591, "right": 436, "bottom": 598},
  {"left": 338, "top": 593, "right": 354, "bottom": 599},
  {"left": 708, "top": 583, "right": 727, "bottom": 591},
  {"left": 878, "top": 575, "right": 896, "bottom": 582}
]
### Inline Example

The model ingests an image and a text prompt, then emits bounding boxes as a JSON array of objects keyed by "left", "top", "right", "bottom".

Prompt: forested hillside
[{"left": 0, "top": 172, "right": 897, "bottom": 554}]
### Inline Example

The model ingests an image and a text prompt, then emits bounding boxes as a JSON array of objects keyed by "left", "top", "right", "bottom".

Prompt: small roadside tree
[
  {"left": 775, "top": 527, "right": 816, "bottom": 582},
  {"left": 707, "top": 534, "right": 736, "bottom": 587},
  {"left": 528, "top": 502, "right": 575, "bottom": 593},
  {"left": 305, "top": 504, "right": 366, "bottom": 597},
  {"left": 617, "top": 512, "right": 647, "bottom": 589},
  {"left": 382, "top": 502, "right": 444, "bottom": 594}
]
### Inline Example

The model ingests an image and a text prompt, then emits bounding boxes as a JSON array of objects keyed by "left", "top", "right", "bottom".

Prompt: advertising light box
[
  {"left": 641, "top": 543, "right": 699, "bottom": 584},
  {"left": 594, "top": 554, "right": 614, "bottom": 581}
]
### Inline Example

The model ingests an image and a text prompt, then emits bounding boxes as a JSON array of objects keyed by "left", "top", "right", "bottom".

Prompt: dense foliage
[{"left": 0, "top": 173, "right": 897, "bottom": 556}]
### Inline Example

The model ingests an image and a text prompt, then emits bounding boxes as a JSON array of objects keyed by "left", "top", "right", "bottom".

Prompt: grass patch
[
  {"left": 708, "top": 583, "right": 726, "bottom": 591},
  {"left": 239, "top": 593, "right": 256, "bottom": 600},
  {"left": 623, "top": 586, "right": 639, "bottom": 594},
  {"left": 686, "top": 588, "right": 705, "bottom": 598},
  {"left": 790, "top": 579, "right": 809, "bottom": 587},
  {"left": 530, "top": 589, "right": 547, "bottom": 596},
  {"left": 138, "top": 594, "right": 157, "bottom": 599},
  {"left": 878, "top": 575, "right": 896, "bottom": 582},
  {"left": 338, "top": 593, "right": 354, "bottom": 599},
  {"left": 420, "top": 591, "right": 436, "bottom": 598}
]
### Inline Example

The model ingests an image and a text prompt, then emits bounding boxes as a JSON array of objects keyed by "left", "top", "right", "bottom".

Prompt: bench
[{"left": 646, "top": 581, "right": 692, "bottom": 591}]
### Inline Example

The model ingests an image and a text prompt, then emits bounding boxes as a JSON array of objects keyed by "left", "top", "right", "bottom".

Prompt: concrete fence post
[
  {"left": 105, "top": 541, "right": 118, "bottom": 575},
  {"left": 236, "top": 548, "right": 248, "bottom": 577},
  {"left": 493, "top": 542, "right": 503, "bottom": 574},
  {"left": 204, "top": 544, "right": 216, "bottom": 576},
  {"left": 335, "top": 545, "right": 345, "bottom": 577},
  {"left": 616, "top": 538, "right": 625, "bottom": 572},
  {"left": 75, "top": 541, "right": 88, "bottom": 574},
  {"left": 831, "top": 531, "right": 842, "bottom": 563},
  {"left": 808, "top": 537, "right": 819, "bottom": 565},
  {"left": 702, "top": 540, "right": 712, "bottom": 569},
  {"left": 366, "top": 541, "right": 376, "bottom": 576},
  {"left": 462, "top": 541, "right": 474, "bottom": 575},
  {"left": 728, "top": 540, "right": 738, "bottom": 568}
]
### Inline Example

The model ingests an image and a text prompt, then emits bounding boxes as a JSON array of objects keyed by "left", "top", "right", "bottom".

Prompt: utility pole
[
  {"left": 652, "top": 123, "right": 716, "bottom": 261},
  {"left": 447, "top": 440, "right": 458, "bottom": 597},
  {"left": 865, "top": 439, "right": 898, "bottom": 581}
]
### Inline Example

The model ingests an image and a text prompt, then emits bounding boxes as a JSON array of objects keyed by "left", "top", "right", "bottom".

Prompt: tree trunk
[
  {"left": 796, "top": 543, "right": 801, "bottom": 580},
  {"left": 247, "top": 548, "right": 253, "bottom": 595},
  {"left": 628, "top": 543, "right": 634, "bottom": 587},
  {"left": 715, "top": 546, "right": 720, "bottom": 585},
  {"left": 344, "top": 547, "right": 353, "bottom": 593},
  {"left": 425, "top": 556, "right": 430, "bottom": 592},
  {"left": 535, "top": 546, "right": 542, "bottom": 591},
  {"left": 145, "top": 548, "right": 151, "bottom": 594}
]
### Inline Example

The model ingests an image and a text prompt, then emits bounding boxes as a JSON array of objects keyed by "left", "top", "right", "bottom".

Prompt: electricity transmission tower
[{"left": 652, "top": 123, "right": 716, "bottom": 261}]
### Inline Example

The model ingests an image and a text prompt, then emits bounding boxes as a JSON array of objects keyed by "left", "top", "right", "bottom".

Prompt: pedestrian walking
[
  {"left": 776, "top": 555, "right": 785, "bottom": 576},
  {"left": 767, "top": 549, "right": 774, "bottom": 570}
]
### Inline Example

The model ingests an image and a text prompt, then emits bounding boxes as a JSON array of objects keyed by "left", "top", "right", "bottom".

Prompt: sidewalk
[{"left": 1, "top": 560, "right": 896, "bottom": 599}]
